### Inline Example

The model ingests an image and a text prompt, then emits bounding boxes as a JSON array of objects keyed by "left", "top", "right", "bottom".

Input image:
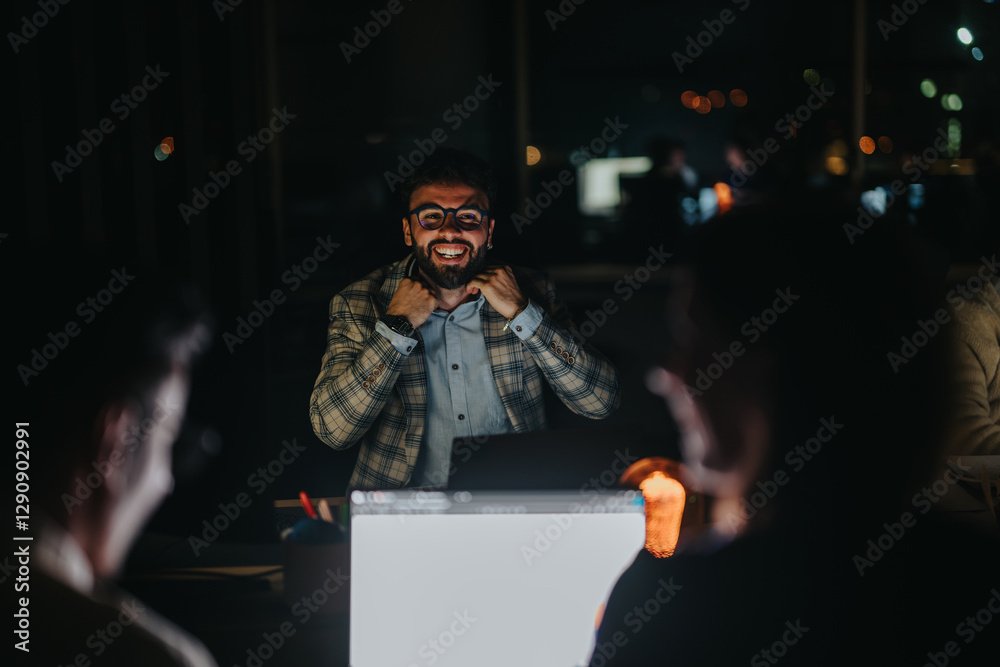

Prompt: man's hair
[{"left": 398, "top": 148, "right": 497, "bottom": 215}]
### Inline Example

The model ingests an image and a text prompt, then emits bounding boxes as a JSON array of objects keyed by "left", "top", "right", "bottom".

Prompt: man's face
[{"left": 402, "top": 182, "right": 494, "bottom": 290}]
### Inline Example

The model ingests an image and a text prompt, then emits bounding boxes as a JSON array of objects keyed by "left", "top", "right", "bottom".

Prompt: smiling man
[{"left": 310, "top": 148, "right": 621, "bottom": 489}]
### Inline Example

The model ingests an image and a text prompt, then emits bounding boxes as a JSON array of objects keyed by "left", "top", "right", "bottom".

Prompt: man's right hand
[{"left": 385, "top": 276, "right": 439, "bottom": 329}]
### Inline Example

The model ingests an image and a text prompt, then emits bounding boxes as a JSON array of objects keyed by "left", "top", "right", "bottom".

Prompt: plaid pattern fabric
[{"left": 309, "top": 256, "right": 621, "bottom": 489}]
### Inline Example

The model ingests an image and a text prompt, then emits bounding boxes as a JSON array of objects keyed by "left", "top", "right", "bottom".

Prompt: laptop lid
[{"left": 349, "top": 489, "right": 645, "bottom": 667}]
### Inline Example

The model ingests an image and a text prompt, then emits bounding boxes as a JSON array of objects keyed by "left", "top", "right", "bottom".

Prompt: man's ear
[
  {"left": 91, "top": 400, "right": 138, "bottom": 497},
  {"left": 402, "top": 217, "right": 413, "bottom": 247}
]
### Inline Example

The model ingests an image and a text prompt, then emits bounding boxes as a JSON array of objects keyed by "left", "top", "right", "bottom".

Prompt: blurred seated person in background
[
  {"left": 310, "top": 148, "right": 621, "bottom": 490},
  {"left": 589, "top": 198, "right": 1000, "bottom": 666},
  {"left": 10, "top": 248, "right": 215, "bottom": 667},
  {"left": 946, "top": 264, "right": 1000, "bottom": 455},
  {"left": 620, "top": 137, "right": 698, "bottom": 261}
]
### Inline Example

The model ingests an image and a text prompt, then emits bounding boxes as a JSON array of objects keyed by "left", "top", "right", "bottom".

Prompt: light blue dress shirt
[{"left": 376, "top": 297, "right": 543, "bottom": 487}]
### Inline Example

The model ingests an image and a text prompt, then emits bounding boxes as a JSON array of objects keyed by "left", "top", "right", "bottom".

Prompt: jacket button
[
  {"left": 568, "top": 356, "right": 576, "bottom": 365},
  {"left": 361, "top": 381, "right": 370, "bottom": 390}
]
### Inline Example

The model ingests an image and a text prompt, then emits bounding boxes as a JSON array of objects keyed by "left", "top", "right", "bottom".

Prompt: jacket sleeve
[
  {"left": 309, "top": 292, "right": 412, "bottom": 450},
  {"left": 948, "top": 322, "right": 1000, "bottom": 455},
  {"left": 519, "top": 272, "right": 621, "bottom": 419}
]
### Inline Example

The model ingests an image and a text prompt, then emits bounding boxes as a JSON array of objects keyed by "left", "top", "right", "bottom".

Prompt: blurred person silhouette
[
  {"left": 8, "top": 246, "right": 216, "bottom": 666},
  {"left": 620, "top": 138, "right": 698, "bottom": 261},
  {"left": 588, "top": 196, "right": 1000, "bottom": 666},
  {"left": 945, "top": 264, "right": 1000, "bottom": 456}
]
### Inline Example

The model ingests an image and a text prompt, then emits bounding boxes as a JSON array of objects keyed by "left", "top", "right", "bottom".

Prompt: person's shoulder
[
  {"left": 31, "top": 571, "right": 218, "bottom": 666},
  {"left": 336, "top": 257, "right": 410, "bottom": 299}
]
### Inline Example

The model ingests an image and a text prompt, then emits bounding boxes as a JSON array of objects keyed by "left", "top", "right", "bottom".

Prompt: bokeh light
[
  {"left": 825, "top": 156, "right": 848, "bottom": 175},
  {"left": 803, "top": 69, "right": 820, "bottom": 86},
  {"left": 941, "top": 94, "right": 963, "bottom": 111},
  {"left": 526, "top": 145, "right": 541, "bottom": 166},
  {"left": 957, "top": 27, "right": 973, "bottom": 45},
  {"left": 920, "top": 79, "right": 937, "bottom": 98},
  {"left": 877, "top": 136, "right": 893, "bottom": 153},
  {"left": 693, "top": 96, "right": 711, "bottom": 114},
  {"left": 707, "top": 90, "right": 725, "bottom": 108},
  {"left": 859, "top": 136, "right": 876, "bottom": 154},
  {"left": 729, "top": 89, "right": 748, "bottom": 107},
  {"left": 154, "top": 136, "right": 174, "bottom": 161},
  {"left": 680, "top": 90, "right": 698, "bottom": 109},
  {"left": 972, "top": 47, "right": 984, "bottom": 61}
]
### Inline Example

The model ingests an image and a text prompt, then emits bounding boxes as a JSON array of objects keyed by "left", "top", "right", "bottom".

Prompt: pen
[
  {"left": 299, "top": 491, "right": 318, "bottom": 519},
  {"left": 318, "top": 498, "right": 334, "bottom": 523}
]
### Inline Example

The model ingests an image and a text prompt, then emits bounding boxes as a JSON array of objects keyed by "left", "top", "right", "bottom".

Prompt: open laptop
[{"left": 349, "top": 489, "right": 646, "bottom": 667}]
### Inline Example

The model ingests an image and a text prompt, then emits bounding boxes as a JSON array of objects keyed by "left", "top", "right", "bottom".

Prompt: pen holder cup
[{"left": 282, "top": 519, "right": 350, "bottom": 615}]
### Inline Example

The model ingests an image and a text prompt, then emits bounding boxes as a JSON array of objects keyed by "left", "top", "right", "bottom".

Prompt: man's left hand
[{"left": 466, "top": 265, "right": 527, "bottom": 319}]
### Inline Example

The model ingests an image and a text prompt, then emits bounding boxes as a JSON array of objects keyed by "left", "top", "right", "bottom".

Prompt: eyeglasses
[{"left": 408, "top": 204, "right": 490, "bottom": 231}]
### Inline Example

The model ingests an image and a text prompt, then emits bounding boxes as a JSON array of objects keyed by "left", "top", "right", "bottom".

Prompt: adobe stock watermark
[
  {"left": 179, "top": 106, "right": 297, "bottom": 224},
  {"left": 521, "top": 450, "right": 640, "bottom": 566},
  {"left": 213, "top": 0, "right": 245, "bottom": 22},
  {"left": 188, "top": 438, "right": 306, "bottom": 556},
  {"left": 877, "top": 0, "right": 930, "bottom": 42},
  {"left": 887, "top": 254, "right": 1000, "bottom": 373},
  {"left": 565, "top": 246, "right": 673, "bottom": 346},
  {"left": 544, "top": 0, "right": 587, "bottom": 31},
  {"left": 406, "top": 610, "right": 478, "bottom": 667},
  {"left": 684, "top": 288, "right": 800, "bottom": 397},
  {"left": 672, "top": 0, "right": 752, "bottom": 74},
  {"left": 589, "top": 577, "right": 683, "bottom": 666},
  {"left": 16, "top": 267, "right": 136, "bottom": 386},
  {"left": 844, "top": 126, "right": 951, "bottom": 244},
  {"left": 922, "top": 588, "right": 1000, "bottom": 667},
  {"left": 749, "top": 619, "right": 810, "bottom": 666},
  {"left": 721, "top": 416, "right": 844, "bottom": 530},
  {"left": 383, "top": 74, "right": 502, "bottom": 192},
  {"left": 853, "top": 466, "right": 962, "bottom": 576},
  {"left": 340, "top": 0, "right": 417, "bottom": 63},
  {"left": 51, "top": 65, "right": 169, "bottom": 182},
  {"left": 511, "top": 116, "right": 630, "bottom": 233},
  {"left": 235, "top": 567, "right": 350, "bottom": 667},
  {"left": 7, "top": 0, "right": 71, "bottom": 54},
  {"left": 60, "top": 394, "right": 183, "bottom": 514},
  {"left": 36, "top": 598, "right": 147, "bottom": 664},
  {"left": 730, "top": 81, "right": 835, "bottom": 187},
  {"left": 223, "top": 235, "right": 340, "bottom": 353}
]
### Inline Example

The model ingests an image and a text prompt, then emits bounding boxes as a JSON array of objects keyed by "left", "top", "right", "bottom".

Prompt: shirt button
[
  {"left": 452, "top": 364, "right": 459, "bottom": 370},
  {"left": 515, "top": 325, "right": 522, "bottom": 332},
  {"left": 406, "top": 346, "right": 412, "bottom": 352},
  {"left": 449, "top": 316, "right": 455, "bottom": 322},
  {"left": 458, "top": 414, "right": 465, "bottom": 420}
]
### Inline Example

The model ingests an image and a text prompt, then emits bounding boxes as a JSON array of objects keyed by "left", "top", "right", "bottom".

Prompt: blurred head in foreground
[
  {"left": 650, "top": 197, "right": 948, "bottom": 538},
  {"left": 12, "top": 247, "right": 211, "bottom": 578}
]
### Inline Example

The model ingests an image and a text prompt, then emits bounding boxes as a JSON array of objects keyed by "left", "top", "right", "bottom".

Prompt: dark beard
[{"left": 411, "top": 241, "right": 489, "bottom": 290}]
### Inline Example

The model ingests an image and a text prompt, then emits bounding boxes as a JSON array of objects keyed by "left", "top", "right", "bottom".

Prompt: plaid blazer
[{"left": 309, "top": 256, "right": 621, "bottom": 489}]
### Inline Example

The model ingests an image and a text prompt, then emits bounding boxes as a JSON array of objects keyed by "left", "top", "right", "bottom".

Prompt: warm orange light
[
  {"left": 713, "top": 182, "right": 733, "bottom": 213},
  {"left": 680, "top": 90, "right": 698, "bottom": 109},
  {"left": 859, "top": 136, "right": 876, "bottom": 154},
  {"left": 526, "top": 145, "right": 541, "bottom": 165},
  {"left": 160, "top": 136, "right": 174, "bottom": 154},
  {"left": 639, "top": 471, "right": 686, "bottom": 558},
  {"left": 877, "top": 136, "right": 893, "bottom": 153},
  {"left": 707, "top": 90, "right": 725, "bottom": 108},
  {"left": 730, "top": 89, "right": 748, "bottom": 107},
  {"left": 693, "top": 96, "right": 712, "bottom": 114}
]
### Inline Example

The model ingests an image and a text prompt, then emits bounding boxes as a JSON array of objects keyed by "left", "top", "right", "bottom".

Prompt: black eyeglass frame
[{"left": 407, "top": 204, "right": 491, "bottom": 231}]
